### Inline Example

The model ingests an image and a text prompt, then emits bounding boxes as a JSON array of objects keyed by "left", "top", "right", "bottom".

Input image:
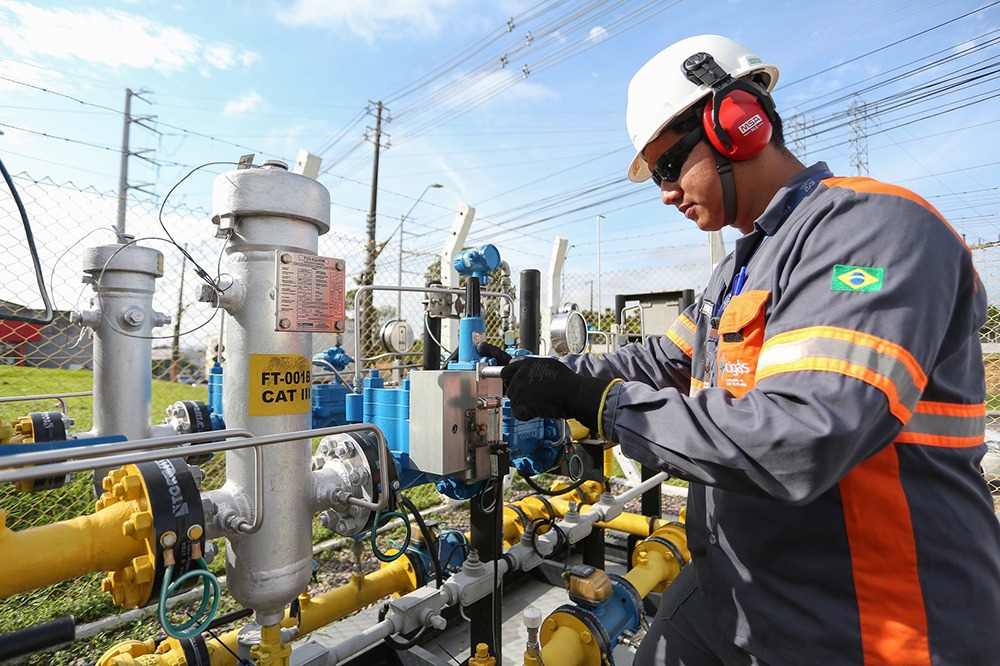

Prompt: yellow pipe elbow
[{"left": 0, "top": 501, "right": 144, "bottom": 598}]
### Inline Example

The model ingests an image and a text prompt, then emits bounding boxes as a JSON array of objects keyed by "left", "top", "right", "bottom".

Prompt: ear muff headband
[{"left": 682, "top": 52, "right": 776, "bottom": 160}]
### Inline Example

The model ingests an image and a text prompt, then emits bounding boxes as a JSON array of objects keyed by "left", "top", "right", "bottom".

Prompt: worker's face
[{"left": 644, "top": 127, "right": 729, "bottom": 233}]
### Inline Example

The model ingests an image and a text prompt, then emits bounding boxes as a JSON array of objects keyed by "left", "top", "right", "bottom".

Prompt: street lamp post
[{"left": 397, "top": 183, "right": 443, "bottom": 317}]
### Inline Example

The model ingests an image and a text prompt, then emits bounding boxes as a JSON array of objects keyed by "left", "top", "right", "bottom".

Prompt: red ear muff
[{"left": 701, "top": 89, "right": 772, "bottom": 160}]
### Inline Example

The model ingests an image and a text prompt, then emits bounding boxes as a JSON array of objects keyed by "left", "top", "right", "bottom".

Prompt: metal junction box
[{"left": 408, "top": 369, "right": 502, "bottom": 479}]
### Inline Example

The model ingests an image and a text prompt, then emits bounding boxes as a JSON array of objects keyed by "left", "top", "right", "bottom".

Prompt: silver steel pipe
[
  {"left": 0, "top": 428, "right": 252, "bottom": 469},
  {"left": 0, "top": 391, "right": 94, "bottom": 404},
  {"left": 616, "top": 471, "right": 670, "bottom": 505},
  {"left": 0, "top": 423, "right": 392, "bottom": 516}
]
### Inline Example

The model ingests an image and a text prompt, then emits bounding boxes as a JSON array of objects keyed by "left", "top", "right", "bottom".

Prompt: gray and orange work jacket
[{"left": 562, "top": 162, "right": 1000, "bottom": 665}]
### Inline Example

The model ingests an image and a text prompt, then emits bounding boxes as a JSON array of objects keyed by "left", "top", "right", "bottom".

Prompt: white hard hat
[{"left": 626, "top": 35, "right": 779, "bottom": 182}]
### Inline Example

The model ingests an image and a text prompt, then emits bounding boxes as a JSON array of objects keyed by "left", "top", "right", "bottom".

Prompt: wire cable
[
  {"left": 370, "top": 506, "right": 412, "bottom": 563},
  {"left": 0, "top": 155, "right": 54, "bottom": 324},
  {"left": 399, "top": 495, "right": 444, "bottom": 588},
  {"left": 157, "top": 558, "right": 221, "bottom": 640}
]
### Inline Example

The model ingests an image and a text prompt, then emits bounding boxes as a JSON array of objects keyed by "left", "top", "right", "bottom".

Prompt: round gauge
[
  {"left": 380, "top": 319, "right": 414, "bottom": 353},
  {"left": 550, "top": 309, "right": 588, "bottom": 356}
]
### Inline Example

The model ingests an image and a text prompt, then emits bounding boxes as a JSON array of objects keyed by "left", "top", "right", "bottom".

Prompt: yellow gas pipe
[
  {"left": 500, "top": 480, "right": 679, "bottom": 547},
  {"left": 98, "top": 552, "right": 420, "bottom": 666},
  {"left": 536, "top": 523, "right": 690, "bottom": 666},
  {"left": 0, "top": 501, "right": 146, "bottom": 598}
]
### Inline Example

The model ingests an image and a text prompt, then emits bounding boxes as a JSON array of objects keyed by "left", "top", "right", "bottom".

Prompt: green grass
[
  {"left": 0, "top": 365, "right": 207, "bottom": 432},
  {"left": 0, "top": 366, "right": 208, "bottom": 635}
]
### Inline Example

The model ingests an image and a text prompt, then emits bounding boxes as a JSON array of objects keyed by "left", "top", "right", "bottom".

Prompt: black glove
[
  {"left": 476, "top": 341, "right": 513, "bottom": 366},
  {"left": 500, "top": 357, "right": 612, "bottom": 432}
]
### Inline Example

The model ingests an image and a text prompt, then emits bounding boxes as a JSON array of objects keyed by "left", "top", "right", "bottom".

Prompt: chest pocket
[{"left": 716, "top": 289, "right": 770, "bottom": 398}]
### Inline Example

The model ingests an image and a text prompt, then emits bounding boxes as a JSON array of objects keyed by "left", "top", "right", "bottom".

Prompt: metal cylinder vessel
[
  {"left": 80, "top": 243, "right": 167, "bottom": 440},
  {"left": 211, "top": 161, "right": 331, "bottom": 624}
]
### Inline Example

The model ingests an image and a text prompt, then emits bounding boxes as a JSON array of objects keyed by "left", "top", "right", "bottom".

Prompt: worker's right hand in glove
[{"left": 500, "top": 356, "right": 613, "bottom": 432}]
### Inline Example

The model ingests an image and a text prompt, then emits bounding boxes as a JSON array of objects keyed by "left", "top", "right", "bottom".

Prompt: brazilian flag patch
[{"left": 832, "top": 265, "right": 884, "bottom": 292}]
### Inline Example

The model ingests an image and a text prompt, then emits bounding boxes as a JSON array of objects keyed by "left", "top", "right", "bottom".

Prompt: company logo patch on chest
[{"left": 831, "top": 264, "right": 884, "bottom": 292}]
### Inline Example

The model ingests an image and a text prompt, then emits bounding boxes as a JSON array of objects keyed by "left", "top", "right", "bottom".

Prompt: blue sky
[{"left": 1, "top": 0, "right": 998, "bottom": 291}]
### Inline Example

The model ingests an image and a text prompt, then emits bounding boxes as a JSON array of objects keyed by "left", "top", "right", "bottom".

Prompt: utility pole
[
  {"left": 849, "top": 94, "right": 869, "bottom": 177},
  {"left": 360, "top": 101, "right": 388, "bottom": 362},
  {"left": 789, "top": 109, "right": 809, "bottom": 163},
  {"left": 596, "top": 214, "right": 604, "bottom": 329},
  {"left": 115, "top": 88, "right": 156, "bottom": 241},
  {"left": 171, "top": 246, "right": 188, "bottom": 381}
]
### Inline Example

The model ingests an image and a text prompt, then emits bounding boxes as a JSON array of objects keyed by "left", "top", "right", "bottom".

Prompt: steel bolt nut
[
  {"left": 122, "top": 308, "right": 146, "bottom": 327},
  {"left": 196, "top": 284, "right": 218, "bottom": 304},
  {"left": 333, "top": 440, "right": 354, "bottom": 459}
]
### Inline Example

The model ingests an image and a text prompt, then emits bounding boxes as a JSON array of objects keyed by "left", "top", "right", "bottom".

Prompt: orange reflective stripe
[
  {"left": 823, "top": 177, "right": 945, "bottom": 222},
  {"left": 758, "top": 326, "right": 926, "bottom": 423},
  {"left": 839, "top": 446, "right": 931, "bottom": 666},
  {"left": 896, "top": 400, "right": 985, "bottom": 448},
  {"left": 666, "top": 314, "right": 696, "bottom": 358},
  {"left": 823, "top": 177, "right": 976, "bottom": 275},
  {"left": 912, "top": 400, "right": 985, "bottom": 417},
  {"left": 894, "top": 432, "right": 984, "bottom": 448},
  {"left": 689, "top": 377, "right": 704, "bottom": 396}
]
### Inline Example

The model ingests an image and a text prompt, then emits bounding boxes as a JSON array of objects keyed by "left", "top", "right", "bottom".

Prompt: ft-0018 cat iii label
[{"left": 248, "top": 354, "right": 312, "bottom": 416}]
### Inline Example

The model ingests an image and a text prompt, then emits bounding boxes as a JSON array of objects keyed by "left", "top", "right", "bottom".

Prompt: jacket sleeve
[
  {"left": 604, "top": 185, "right": 985, "bottom": 504},
  {"left": 560, "top": 302, "right": 697, "bottom": 395}
]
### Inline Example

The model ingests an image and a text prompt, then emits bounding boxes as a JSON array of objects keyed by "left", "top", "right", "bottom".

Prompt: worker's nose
[{"left": 660, "top": 181, "right": 681, "bottom": 206}]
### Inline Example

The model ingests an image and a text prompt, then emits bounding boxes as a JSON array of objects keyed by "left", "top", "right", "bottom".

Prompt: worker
[{"left": 501, "top": 34, "right": 1000, "bottom": 665}]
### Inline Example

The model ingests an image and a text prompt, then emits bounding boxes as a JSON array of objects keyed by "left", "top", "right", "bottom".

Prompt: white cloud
[
  {"left": 277, "top": 0, "right": 464, "bottom": 43},
  {"left": 224, "top": 91, "right": 264, "bottom": 116},
  {"left": 586, "top": 26, "right": 608, "bottom": 43},
  {"left": 0, "top": 2, "right": 261, "bottom": 75}
]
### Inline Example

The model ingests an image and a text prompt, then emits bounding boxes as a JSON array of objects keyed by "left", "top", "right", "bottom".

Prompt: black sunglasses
[{"left": 650, "top": 126, "right": 704, "bottom": 186}]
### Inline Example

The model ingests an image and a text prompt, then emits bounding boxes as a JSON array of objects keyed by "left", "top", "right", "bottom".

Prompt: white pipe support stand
[
  {"left": 439, "top": 550, "right": 513, "bottom": 609},
  {"left": 327, "top": 616, "right": 404, "bottom": 665},
  {"left": 386, "top": 586, "right": 448, "bottom": 634}
]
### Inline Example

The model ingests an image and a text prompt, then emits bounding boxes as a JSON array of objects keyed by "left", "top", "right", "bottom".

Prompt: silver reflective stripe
[
  {"left": 758, "top": 335, "right": 922, "bottom": 412},
  {"left": 668, "top": 316, "right": 696, "bottom": 351},
  {"left": 902, "top": 409, "right": 985, "bottom": 438}
]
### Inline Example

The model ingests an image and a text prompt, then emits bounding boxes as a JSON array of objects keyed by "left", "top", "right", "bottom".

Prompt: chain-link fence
[{"left": 2, "top": 170, "right": 1000, "bottom": 635}]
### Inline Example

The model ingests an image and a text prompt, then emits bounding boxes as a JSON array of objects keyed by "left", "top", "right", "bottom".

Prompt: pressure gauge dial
[
  {"left": 380, "top": 319, "right": 414, "bottom": 353},
  {"left": 550, "top": 310, "right": 588, "bottom": 356}
]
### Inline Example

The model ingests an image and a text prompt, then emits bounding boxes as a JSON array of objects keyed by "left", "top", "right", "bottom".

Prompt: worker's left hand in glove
[{"left": 500, "top": 357, "right": 613, "bottom": 433}]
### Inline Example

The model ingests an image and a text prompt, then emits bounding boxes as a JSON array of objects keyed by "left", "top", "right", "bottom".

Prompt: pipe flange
[
  {"left": 4, "top": 412, "right": 73, "bottom": 492},
  {"left": 162, "top": 400, "right": 217, "bottom": 464},
  {"left": 541, "top": 604, "right": 612, "bottom": 666},
  {"left": 96, "top": 458, "right": 205, "bottom": 608},
  {"left": 314, "top": 431, "right": 397, "bottom": 537},
  {"left": 607, "top": 572, "right": 647, "bottom": 629},
  {"left": 632, "top": 524, "right": 690, "bottom": 593}
]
